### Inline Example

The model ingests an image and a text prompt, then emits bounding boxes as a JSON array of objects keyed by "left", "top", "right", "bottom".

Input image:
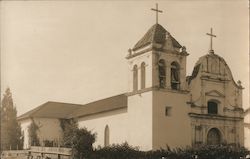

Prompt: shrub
[
  {"left": 60, "top": 119, "right": 96, "bottom": 159},
  {"left": 91, "top": 142, "right": 142, "bottom": 159},
  {"left": 88, "top": 143, "right": 249, "bottom": 159},
  {"left": 71, "top": 128, "right": 96, "bottom": 159}
]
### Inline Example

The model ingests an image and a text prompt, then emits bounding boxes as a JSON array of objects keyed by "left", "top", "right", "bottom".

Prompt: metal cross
[
  {"left": 206, "top": 28, "right": 216, "bottom": 52},
  {"left": 151, "top": 3, "right": 163, "bottom": 24}
]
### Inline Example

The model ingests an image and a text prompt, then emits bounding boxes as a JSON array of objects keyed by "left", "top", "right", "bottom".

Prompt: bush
[
  {"left": 88, "top": 143, "right": 249, "bottom": 159},
  {"left": 90, "top": 142, "right": 142, "bottom": 159},
  {"left": 60, "top": 119, "right": 96, "bottom": 159},
  {"left": 71, "top": 128, "right": 96, "bottom": 159}
]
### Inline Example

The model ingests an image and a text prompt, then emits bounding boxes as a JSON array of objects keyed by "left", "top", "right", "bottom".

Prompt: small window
[
  {"left": 165, "top": 107, "right": 172, "bottom": 116},
  {"left": 208, "top": 101, "right": 218, "bottom": 114}
]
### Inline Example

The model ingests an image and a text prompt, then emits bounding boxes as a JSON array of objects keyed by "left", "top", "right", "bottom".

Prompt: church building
[{"left": 18, "top": 5, "right": 245, "bottom": 151}]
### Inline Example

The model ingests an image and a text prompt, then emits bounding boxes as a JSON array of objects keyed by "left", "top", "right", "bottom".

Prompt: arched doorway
[{"left": 207, "top": 128, "right": 221, "bottom": 145}]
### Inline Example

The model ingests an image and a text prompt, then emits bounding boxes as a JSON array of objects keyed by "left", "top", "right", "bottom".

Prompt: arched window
[
  {"left": 158, "top": 59, "right": 166, "bottom": 88},
  {"left": 141, "top": 62, "right": 146, "bottom": 89},
  {"left": 133, "top": 65, "right": 138, "bottom": 91},
  {"left": 171, "top": 62, "right": 180, "bottom": 90},
  {"left": 207, "top": 101, "right": 218, "bottom": 114},
  {"left": 104, "top": 125, "right": 109, "bottom": 146},
  {"left": 207, "top": 128, "right": 221, "bottom": 145}
]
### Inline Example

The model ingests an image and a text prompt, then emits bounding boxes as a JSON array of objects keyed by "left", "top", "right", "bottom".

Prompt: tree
[
  {"left": 60, "top": 119, "right": 78, "bottom": 148},
  {"left": 0, "top": 88, "right": 23, "bottom": 150},
  {"left": 60, "top": 119, "right": 96, "bottom": 159},
  {"left": 71, "top": 128, "right": 96, "bottom": 159}
]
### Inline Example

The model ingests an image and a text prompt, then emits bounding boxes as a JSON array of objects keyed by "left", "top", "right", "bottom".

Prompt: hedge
[{"left": 87, "top": 143, "right": 249, "bottom": 159}]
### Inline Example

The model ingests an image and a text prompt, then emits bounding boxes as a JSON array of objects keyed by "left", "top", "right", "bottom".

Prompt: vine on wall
[{"left": 28, "top": 119, "right": 40, "bottom": 146}]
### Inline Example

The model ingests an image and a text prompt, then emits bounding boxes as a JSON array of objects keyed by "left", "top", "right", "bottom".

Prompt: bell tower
[
  {"left": 126, "top": 4, "right": 189, "bottom": 94},
  {"left": 126, "top": 4, "right": 191, "bottom": 150},
  {"left": 126, "top": 23, "right": 189, "bottom": 93}
]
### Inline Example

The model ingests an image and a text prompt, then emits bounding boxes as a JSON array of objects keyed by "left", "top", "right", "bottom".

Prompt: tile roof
[
  {"left": 17, "top": 94, "right": 127, "bottom": 120},
  {"left": 17, "top": 102, "right": 82, "bottom": 120},
  {"left": 132, "top": 23, "right": 182, "bottom": 51},
  {"left": 67, "top": 94, "right": 127, "bottom": 118}
]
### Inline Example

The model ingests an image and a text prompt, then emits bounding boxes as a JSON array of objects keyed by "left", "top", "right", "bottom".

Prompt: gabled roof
[
  {"left": 67, "top": 94, "right": 127, "bottom": 118},
  {"left": 17, "top": 102, "right": 82, "bottom": 120},
  {"left": 132, "top": 23, "right": 182, "bottom": 51},
  {"left": 17, "top": 94, "right": 128, "bottom": 121}
]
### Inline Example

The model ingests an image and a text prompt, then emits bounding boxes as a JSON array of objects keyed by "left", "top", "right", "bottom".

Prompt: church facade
[{"left": 18, "top": 22, "right": 245, "bottom": 150}]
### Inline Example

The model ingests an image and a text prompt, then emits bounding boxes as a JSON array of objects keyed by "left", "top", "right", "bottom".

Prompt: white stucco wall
[
  {"left": 78, "top": 108, "right": 128, "bottom": 148},
  {"left": 128, "top": 51, "right": 153, "bottom": 92},
  {"left": 153, "top": 90, "right": 191, "bottom": 149},
  {"left": 127, "top": 91, "right": 153, "bottom": 150},
  {"left": 34, "top": 118, "right": 63, "bottom": 144},
  {"left": 244, "top": 126, "right": 250, "bottom": 150},
  {"left": 78, "top": 91, "right": 153, "bottom": 151},
  {"left": 19, "top": 118, "right": 63, "bottom": 149}
]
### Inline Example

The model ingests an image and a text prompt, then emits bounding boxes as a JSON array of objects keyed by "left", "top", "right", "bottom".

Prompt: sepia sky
[{"left": 1, "top": 0, "right": 249, "bottom": 115}]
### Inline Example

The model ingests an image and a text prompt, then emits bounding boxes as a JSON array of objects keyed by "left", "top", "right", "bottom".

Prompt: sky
[{"left": 0, "top": 0, "right": 249, "bottom": 115}]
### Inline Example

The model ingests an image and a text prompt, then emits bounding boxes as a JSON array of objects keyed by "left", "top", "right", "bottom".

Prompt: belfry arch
[
  {"left": 171, "top": 61, "right": 180, "bottom": 90},
  {"left": 158, "top": 59, "right": 166, "bottom": 88}
]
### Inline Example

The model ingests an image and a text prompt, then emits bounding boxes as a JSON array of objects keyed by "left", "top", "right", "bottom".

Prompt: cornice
[{"left": 189, "top": 113, "right": 243, "bottom": 121}]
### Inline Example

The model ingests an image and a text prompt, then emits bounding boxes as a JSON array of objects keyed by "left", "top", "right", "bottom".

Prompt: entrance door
[{"left": 207, "top": 128, "right": 221, "bottom": 145}]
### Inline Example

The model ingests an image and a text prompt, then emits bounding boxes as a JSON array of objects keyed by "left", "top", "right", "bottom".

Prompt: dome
[{"left": 188, "top": 52, "right": 242, "bottom": 89}]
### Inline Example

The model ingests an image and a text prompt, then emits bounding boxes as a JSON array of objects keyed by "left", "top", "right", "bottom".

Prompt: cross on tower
[
  {"left": 151, "top": 3, "right": 163, "bottom": 24},
  {"left": 206, "top": 28, "right": 217, "bottom": 53}
]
